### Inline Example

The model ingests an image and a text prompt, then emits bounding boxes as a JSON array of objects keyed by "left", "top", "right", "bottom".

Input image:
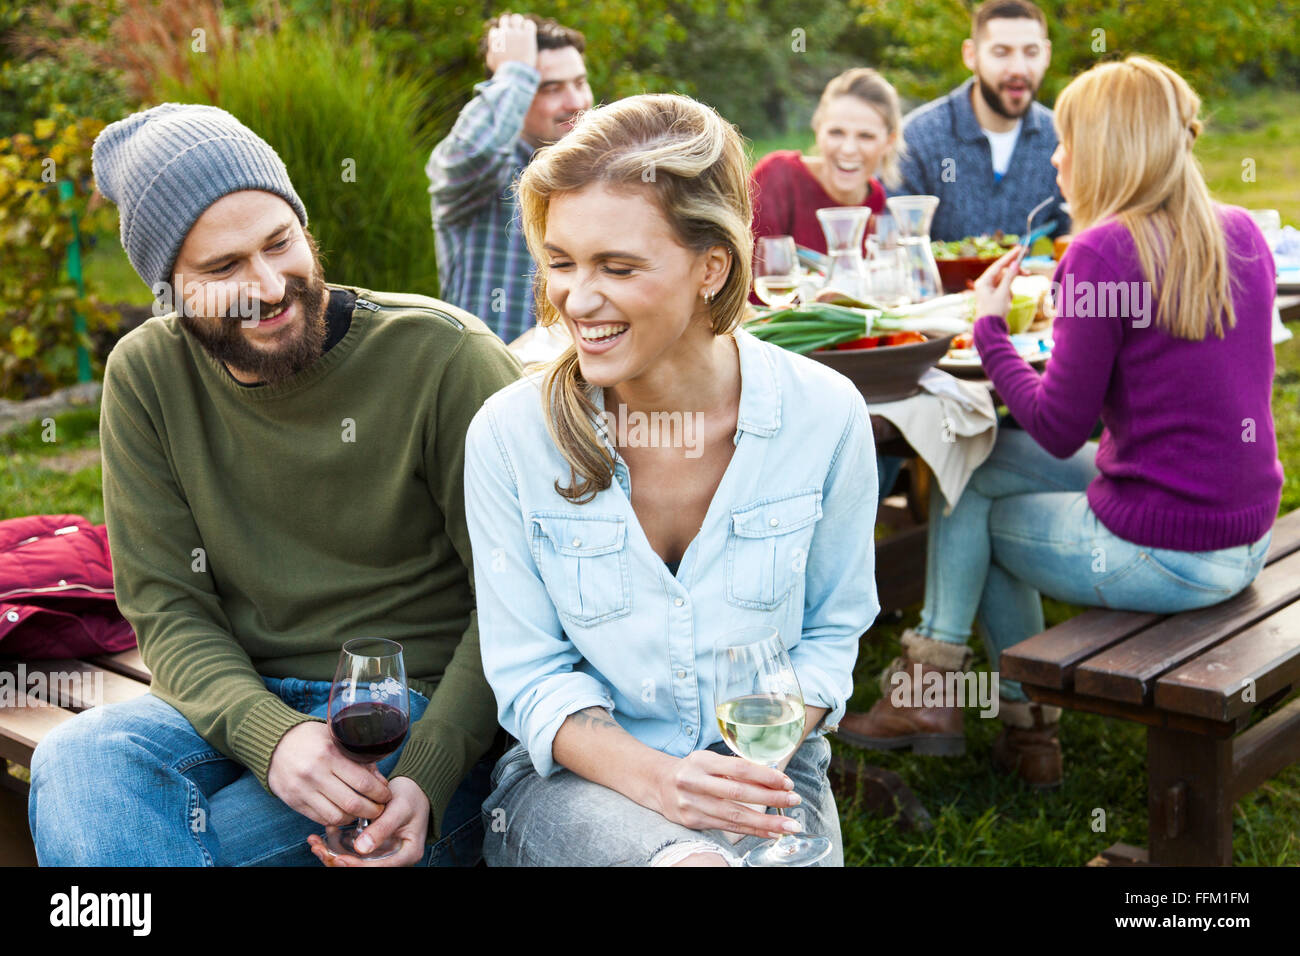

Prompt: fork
[{"left": 1019, "top": 197, "right": 1055, "bottom": 251}]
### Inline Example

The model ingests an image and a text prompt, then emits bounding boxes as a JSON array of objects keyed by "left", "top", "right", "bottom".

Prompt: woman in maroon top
[{"left": 750, "top": 68, "right": 902, "bottom": 253}]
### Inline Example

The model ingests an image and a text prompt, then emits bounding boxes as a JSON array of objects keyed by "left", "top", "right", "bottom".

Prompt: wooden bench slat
[
  {"left": 1153, "top": 601, "right": 1300, "bottom": 721},
  {"left": 0, "top": 660, "right": 150, "bottom": 711},
  {"left": 88, "top": 647, "right": 150, "bottom": 683},
  {"left": 999, "top": 609, "right": 1161, "bottom": 689},
  {"left": 1073, "top": 550, "right": 1300, "bottom": 704},
  {"left": 0, "top": 693, "right": 77, "bottom": 766}
]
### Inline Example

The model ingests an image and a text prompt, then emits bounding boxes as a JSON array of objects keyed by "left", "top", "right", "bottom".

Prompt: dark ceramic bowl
[
  {"left": 809, "top": 331, "right": 957, "bottom": 404},
  {"left": 936, "top": 255, "right": 1001, "bottom": 293}
]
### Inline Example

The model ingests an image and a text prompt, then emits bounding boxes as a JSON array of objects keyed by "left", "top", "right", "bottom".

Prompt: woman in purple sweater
[{"left": 838, "top": 56, "right": 1283, "bottom": 787}]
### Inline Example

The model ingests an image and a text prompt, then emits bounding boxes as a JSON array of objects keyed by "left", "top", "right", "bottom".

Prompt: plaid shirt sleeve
[{"left": 426, "top": 61, "right": 540, "bottom": 226}]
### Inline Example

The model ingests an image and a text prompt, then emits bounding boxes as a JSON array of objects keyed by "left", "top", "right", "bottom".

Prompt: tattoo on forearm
[{"left": 567, "top": 707, "right": 620, "bottom": 734}]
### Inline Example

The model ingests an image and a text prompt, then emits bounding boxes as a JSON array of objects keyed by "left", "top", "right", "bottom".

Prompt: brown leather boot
[
  {"left": 835, "top": 630, "right": 970, "bottom": 757},
  {"left": 991, "top": 699, "right": 1063, "bottom": 789}
]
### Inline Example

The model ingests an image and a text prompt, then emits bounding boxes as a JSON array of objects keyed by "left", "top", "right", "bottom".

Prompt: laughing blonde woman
[{"left": 462, "top": 93, "right": 879, "bottom": 866}]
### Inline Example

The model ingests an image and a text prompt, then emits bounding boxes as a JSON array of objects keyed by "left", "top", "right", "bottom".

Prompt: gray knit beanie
[{"left": 91, "top": 103, "right": 308, "bottom": 290}]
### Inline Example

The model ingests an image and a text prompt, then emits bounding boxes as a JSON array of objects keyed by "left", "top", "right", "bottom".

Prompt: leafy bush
[
  {"left": 0, "top": 110, "right": 119, "bottom": 399},
  {"left": 0, "top": 0, "right": 131, "bottom": 135},
  {"left": 156, "top": 21, "right": 440, "bottom": 296}
]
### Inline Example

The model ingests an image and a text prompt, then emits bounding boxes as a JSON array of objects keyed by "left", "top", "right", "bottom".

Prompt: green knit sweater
[{"left": 99, "top": 285, "right": 523, "bottom": 838}]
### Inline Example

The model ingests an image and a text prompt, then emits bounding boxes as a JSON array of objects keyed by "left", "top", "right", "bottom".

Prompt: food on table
[
  {"left": 931, "top": 232, "right": 1019, "bottom": 260},
  {"left": 834, "top": 331, "right": 927, "bottom": 351},
  {"left": 742, "top": 302, "right": 913, "bottom": 355},
  {"left": 967, "top": 292, "right": 1038, "bottom": 334}
]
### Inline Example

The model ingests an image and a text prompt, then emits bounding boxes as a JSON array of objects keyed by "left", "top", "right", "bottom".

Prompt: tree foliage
[
  {"left": 853, "top": 0, "right": 1300, "bottom": 106},
  {"left": 0, "top": 111, "right": 119, "bottom": 398}
]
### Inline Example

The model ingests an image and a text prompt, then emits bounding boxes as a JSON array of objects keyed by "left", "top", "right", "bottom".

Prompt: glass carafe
[
  {"left": 815, "top": 207, "right": 871, "bottom": 301},
  {"left": 885, "top": 195, "right": 944, "bottom": 302}
]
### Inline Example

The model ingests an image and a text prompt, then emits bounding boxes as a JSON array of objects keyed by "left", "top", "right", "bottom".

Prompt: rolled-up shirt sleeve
[
  {"left": 791, "top": 383, "right": 879, "bottom": 732},
  {"left": 463, "top": 400, "right": 615, "bottom": 776}
]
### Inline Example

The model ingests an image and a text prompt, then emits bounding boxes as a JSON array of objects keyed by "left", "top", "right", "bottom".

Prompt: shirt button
[
  {"left": 676, "top": 669, "right": 686, "bottom": 679},
  {"left": 58, "top": 579, "right": 67, "bottom": 586},
  {"left": 769, "top": 517, "right": 780, "bottom": 527},
  {"left": 684, "top": 726, "right": 694, "bottom": 735},
  {"left": 5, "top": 610, "right": 18, "bottom": 622},
  {"left": 571, "top": 538, "right": 582, "bottom": 547},
  {"left": 674, "top": 597, "right": 684, "bottom": 607}
]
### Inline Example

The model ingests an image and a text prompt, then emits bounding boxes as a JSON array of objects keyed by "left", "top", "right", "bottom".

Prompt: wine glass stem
[{"left": 767, "top": 761, "right": 798, "bottom": 853}]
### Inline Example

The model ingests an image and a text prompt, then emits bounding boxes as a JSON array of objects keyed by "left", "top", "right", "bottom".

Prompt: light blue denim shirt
[{"left": 464, "top": 327, "right": 880, "bottom": 776}]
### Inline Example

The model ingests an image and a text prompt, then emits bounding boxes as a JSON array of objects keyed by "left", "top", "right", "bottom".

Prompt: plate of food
[{"left": 939, "top": 331, "right": 1053, "bottom": 375}]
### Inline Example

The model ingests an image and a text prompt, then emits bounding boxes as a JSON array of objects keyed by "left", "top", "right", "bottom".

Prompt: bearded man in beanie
[{"left": 26, "top": 104, "right": 522, "bottom": 866}]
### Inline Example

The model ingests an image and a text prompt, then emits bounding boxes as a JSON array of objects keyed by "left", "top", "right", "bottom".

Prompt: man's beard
[
  {"left": 179, "top": 233, "right": 329, "bottom": 385},
  {"left": 976, "top": 71, "right": 1038, "bottom": 121}
]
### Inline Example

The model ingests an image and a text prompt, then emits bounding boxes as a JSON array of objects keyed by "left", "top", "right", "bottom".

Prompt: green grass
[
  {"left": 0, "top": 407, "right": 104, "bottom": 524},
  {"left": 750, "top": 87, "right": 1300, "bottom": 227}
]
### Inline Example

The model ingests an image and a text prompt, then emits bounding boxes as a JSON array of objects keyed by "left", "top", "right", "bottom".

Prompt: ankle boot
[
  {"left": 991, "top": 699, "right": 1063, "bottom": 789},
  {"left": 836, "top": 630, "right": 971, "bottom": 757}
]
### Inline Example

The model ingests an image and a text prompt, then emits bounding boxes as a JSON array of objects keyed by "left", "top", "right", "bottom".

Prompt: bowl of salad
[{"left": 932, "top": 233, "right": 1019, "bottom": 293}]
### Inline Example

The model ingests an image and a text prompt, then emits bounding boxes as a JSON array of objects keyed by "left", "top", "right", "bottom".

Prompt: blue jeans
[
  {"left": 28, "top": 677, "right": 491, "bottom": 866},
  {"left": 878, "top": 455, "right": 905, "bottom": 501},
  {"left": 919, "top": 429, "right": 1272, "bottom": 701}
]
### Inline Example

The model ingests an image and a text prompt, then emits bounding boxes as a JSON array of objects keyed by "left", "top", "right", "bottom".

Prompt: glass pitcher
[
  {"left": 815, "top": 207, "right": 871, "bottom": 301},
  {"left": 885, "top": 195, "right": 944, "bottom": 302}
]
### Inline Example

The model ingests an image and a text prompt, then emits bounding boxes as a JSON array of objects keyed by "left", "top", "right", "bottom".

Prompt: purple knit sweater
[{"left": 974, "top": 206, "right": 1283, "bottom": 551}]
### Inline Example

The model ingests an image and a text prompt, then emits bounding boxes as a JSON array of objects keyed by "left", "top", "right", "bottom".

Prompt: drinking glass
[
  {"left": 323, "top": 638, "right": 410, "bottom": 861},
  {"left": 714, "top": 626, "right": 831, "bottom": 867},
  {"left": 753, "top": 235, "right": 801, "bottom": 308},
  {"left": 864, "top": 212, "right": 910, "bottom": 307}
]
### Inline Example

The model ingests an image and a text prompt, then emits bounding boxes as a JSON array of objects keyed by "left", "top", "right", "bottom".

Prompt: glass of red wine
[{"left": 322, "top": 638, "right": 409, "bottom": 861}]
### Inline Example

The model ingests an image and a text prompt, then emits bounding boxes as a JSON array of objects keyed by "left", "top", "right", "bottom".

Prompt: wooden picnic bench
[
  {"left": 0, "top": 650, "right": 151, "bottom": 788},
  {"left": 1002, "top": 506, "right": 1300, "bottom": 866}
]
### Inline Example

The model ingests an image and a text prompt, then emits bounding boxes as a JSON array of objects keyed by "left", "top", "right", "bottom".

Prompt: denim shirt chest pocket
[
  {"left": 725, "top": 488, "right": 823, "bottom": 610},
  {"left": 529, "top": 512, "right": 631, "bottom": 626}
]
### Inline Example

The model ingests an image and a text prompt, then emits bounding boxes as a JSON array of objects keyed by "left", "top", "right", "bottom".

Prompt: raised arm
[
  {"left": 425, "top": 21, "right": 540, "bottom": 226},
  {"left": 973, "top": 244, "right": 1121, "bottom": 459}
]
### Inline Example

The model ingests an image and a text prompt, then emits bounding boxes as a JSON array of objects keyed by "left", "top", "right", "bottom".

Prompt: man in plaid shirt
[{"left": 427, "top": 13, "right": 594, "bottom": 344}]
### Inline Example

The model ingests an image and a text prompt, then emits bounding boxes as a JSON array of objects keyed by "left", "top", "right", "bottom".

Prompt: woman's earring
[{"left": 702, "top": 289, "right": 714, "bottom": 304}]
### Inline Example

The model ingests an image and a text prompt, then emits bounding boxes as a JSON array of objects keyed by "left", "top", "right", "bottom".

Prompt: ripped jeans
[{"left": 480, "top": 734, "right": 841, "bottom": 866}]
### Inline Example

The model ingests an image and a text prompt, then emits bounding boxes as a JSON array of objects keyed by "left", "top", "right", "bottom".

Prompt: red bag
[{"left": 0, "top": 514, "right": 136, "bottom": 660}]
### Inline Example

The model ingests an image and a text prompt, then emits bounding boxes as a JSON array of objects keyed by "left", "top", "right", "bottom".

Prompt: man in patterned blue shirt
[
  {"left": 426, "top": 13, "right": 594, "bottom": 344},
  {"left": 896, "top": 0, "right": 1067, "bottom": 243}
]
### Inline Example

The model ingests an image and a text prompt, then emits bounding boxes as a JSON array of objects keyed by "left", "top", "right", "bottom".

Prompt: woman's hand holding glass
[{"left": 652, "top": 748, "right": 804, "bottom": 840}]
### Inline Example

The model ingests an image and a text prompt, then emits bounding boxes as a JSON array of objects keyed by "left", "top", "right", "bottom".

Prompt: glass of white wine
[
  {"left": 714, "top": 626, "right": 831, "bottom": 867},
  {"left": 753, "top": 236, "right": 802, "bottom": 309}
]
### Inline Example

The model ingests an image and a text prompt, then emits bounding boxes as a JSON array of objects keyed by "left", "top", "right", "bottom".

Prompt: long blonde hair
[
  {"left": 516, "top": 93, "right": 753, "bottom": 504},
  {"left": 1054, "top": 56, "right": 1235, "bottom": 339}
]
